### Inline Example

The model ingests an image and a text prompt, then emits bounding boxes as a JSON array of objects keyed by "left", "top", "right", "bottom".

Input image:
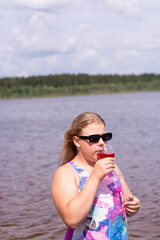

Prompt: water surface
[{"left": 0, "top": 92, "right": 160, "bottom": 239}]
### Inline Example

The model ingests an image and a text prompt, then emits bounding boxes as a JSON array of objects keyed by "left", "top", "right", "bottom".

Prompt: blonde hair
[{"left": 59, "top": 112, "right": 105, "bottom": 165}]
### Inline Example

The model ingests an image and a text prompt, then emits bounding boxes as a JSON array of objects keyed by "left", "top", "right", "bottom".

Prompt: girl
[{"left": 51, "top": 112, "right": 140, "bottom": 239}]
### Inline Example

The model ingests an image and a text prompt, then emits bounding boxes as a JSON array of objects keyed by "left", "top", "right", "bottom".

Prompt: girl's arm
[
  {"left": 115, "top": 164, "right": 140, "bottom": 217},
  {"left": 51, "top": 158, "right": 115, "bottom": 229}
]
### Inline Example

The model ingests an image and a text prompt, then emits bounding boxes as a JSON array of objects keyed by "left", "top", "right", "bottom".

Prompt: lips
[{"left": 96, "top": 149, "right": 104, "bottom": 153}]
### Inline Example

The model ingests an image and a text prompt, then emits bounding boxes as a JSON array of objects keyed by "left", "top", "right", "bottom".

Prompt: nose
[{"left": 98, "top": 137, "right": 105, "bottom": 145}]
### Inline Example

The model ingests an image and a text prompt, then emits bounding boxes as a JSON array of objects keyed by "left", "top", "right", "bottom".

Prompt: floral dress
[{"left": 64, "top": 161, "right": 128, "bottom": 240}]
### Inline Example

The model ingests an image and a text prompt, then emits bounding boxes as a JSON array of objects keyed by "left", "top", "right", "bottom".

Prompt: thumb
[{"left": 127, "top": 195, "right": 134, "bottom": 201}]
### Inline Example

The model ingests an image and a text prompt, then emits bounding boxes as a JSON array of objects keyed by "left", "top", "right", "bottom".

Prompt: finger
[
  {"left": 124, "top": 199, "right": 140, "bottom": 206},
  {"left": 106, "top": 167, "right": 115, "bottom": 174},
  {"left": 124, "top": 205, "right": 139, "bottom": 211},
  {"left": 124, "top": 204, "right": 140, "bottom": 210},
  {"left": 125, "top": 207, "right": 139, "bottom": 216},
  {"left": 103, "top": 161, "right": 115, "bottom": 166},
  {"left": 102, "top": 158, "right": 114, "bottom": 163},
  {"left": 124, "top": 201, "right": 137, "bottom": 206},
  {"left": 106, "top": 157, "right": 115, "bottom": 161},
  {"left": 102, "top": 158, "right": 115, "bottom": 163},
  {"left": 124, "top": 205, "right": 140, "bottom": 216},
  {"left": 126, "top": 208, "right": 137, "bottom": 214},
  {"left": 125, "top": 205, "right": 139, "bottom": 211},
  {"left": 106, "top": 165, "right": 115, "bottom": 171}
]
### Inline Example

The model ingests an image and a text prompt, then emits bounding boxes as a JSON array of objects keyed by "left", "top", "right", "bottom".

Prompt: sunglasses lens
[
  {"left": 89, "top": 135, "right": 100, "bottom": 143},
  {"left": 102, "top": 133, "right": 112, "bottom": 141}
]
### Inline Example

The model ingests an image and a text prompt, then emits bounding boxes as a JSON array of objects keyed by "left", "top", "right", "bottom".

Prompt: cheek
[{"left": 81, "top": 144, "right": 97, "bottom": 159}]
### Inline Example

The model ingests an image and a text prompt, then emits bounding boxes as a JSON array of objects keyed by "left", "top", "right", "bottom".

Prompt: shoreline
[{"left": 0, "top": 89, "right": 159, "bottom": 101}]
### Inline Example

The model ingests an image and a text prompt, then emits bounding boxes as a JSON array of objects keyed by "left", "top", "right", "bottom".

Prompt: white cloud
[
  {"left": 78, "top": 48, "right": 97, "bottom": 59},
  {"left": 115, "top": 49, "right": 140, "bottom": 60},
  {"left": 0, "top": 0, "right": 160, "bottom": 77},
  {"left": 99, "top": 60, "right": 110, "bottom": 68},
  {"left": 13, "top": 0, "right": 70, "bottom": 9},
  {"left": 104, "top": 0, "right": 140, "bottom": 17},
  {"left": 29, "top": 12, "right": 56, "bottom": 28},
  {"left": 11, "top": 0, "right": 83, "bottom": 13},
  {"left": 12, "top": 27, "right": 76, "bottom": 55}
]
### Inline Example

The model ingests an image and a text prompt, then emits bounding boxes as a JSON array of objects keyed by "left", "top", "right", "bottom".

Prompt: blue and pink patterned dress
[{"left": 64, "top": 161, "right": 128, "bottom": 240}]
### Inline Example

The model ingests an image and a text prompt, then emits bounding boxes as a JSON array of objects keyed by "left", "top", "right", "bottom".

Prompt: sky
[{"left": 0, "top": 0, "right": 160, "bottom": 78}]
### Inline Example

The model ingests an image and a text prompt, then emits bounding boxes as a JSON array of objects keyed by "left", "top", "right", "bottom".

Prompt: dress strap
[{"left": 68, "top": 161, "right": 86, "bottom": 174}]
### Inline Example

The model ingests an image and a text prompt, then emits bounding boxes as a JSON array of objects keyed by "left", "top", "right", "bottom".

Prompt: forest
[{"left": 0, "top": 73, "right": 160, "bottom": 99}]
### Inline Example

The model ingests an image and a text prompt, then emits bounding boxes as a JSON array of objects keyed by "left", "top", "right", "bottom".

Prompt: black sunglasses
[{"left": 78, "top": 132, "right": 112, "bottom": 143}]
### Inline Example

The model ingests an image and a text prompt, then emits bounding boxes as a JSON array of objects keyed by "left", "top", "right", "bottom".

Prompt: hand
[
  {"left": 124, "top": 195, "right": 140, "bottom": 217},
  {"left": 92, "top": 158, "right": 115, "bottom": 181}
]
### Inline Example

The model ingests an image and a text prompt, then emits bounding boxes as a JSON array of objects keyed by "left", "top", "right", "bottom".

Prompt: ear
[{"left": 73, "top": 136, "right": 80, "bottom": 148}]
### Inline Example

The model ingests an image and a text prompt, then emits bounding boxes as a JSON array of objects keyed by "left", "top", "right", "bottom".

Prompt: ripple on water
[{"left": 0, "top": 92, "right": 160, "bottom": 239}]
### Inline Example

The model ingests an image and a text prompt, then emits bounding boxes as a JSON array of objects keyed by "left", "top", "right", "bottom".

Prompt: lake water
[{"left": 0, "top": 92, "right": 160, "bottom": 240}]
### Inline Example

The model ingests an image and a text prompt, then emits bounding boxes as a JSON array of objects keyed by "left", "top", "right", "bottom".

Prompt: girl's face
[{"left": 78, "top": 122, "right": 107, "bottom": 164}]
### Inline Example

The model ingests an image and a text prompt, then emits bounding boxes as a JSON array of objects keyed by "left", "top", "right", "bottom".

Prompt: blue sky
[{"left": 0, "top": 0, "right": 160, "bottom": 78}]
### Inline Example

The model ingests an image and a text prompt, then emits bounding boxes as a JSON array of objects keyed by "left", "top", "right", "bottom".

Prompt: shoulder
[
  {"left": 54, "top": 162, "right": 72, "bottom": 175},
  {"left": 53, "top": 162, "right": 77, "bottom": 178},
  {"left": 52, "top": 162, "right": 79, "bottom": 189}
]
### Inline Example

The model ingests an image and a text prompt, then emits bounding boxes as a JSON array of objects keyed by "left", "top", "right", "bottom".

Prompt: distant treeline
[{"left": 0, "top": 73, "right": 160, "bottom": 99}]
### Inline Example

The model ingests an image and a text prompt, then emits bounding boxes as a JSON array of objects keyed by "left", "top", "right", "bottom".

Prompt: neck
[{"left": 73, "top": 153, "right": 95, "bottom": 172}]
